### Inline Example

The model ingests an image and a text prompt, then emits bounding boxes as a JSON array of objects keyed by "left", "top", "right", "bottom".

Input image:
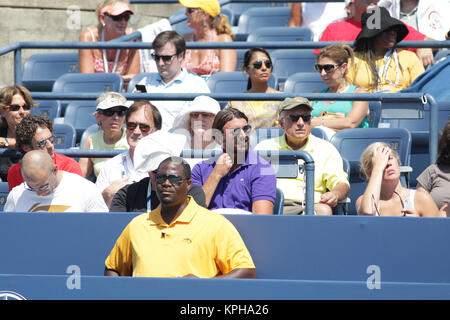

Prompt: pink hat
[{"left": 101, "top": 2, "right": 134, "bottom": 17}]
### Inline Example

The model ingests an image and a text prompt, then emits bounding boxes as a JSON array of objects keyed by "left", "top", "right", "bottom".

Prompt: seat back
[
  {"left": 283, "top": 72, "right": 327, "bottom": 94},
  {"left": 31, "top": 100, "right": 62, "bottom": 121},
  {"left": 52, "top": 123, "right": 77, "bottom": 149},
  {"left": 330, "top": 128, "right": 412, "bottom": 214},
  {"left": 79, "top": 124, "right": 100, "bottom": 149},
  {"left": 273, "top": 188, "right": 285, "bottom": 215},
  {"left": 247, "top": 26, "right": 313, "bottom": 42},
  {"left": 237, "top": 7, "right": 291, "bottom": 34},
  {"left": 434, "top": 49, "right": 450, "bottom": 64},
  {"left": 22, "top": 52, "right": 79, "bottom": 92},
  {"left": 271, "top": 49, "right": 316, "bottom": 90},
  {"left": 126, "top": 73, "right": 158, "bottom": 93},
  {"left": 222, "top": 2, "right": 284, "bottom": 26},
  {"left": 64, "top": 101, "right": 98, "bottom": 142},
  {"left": 0, "top": 182, "right": 9, "bottom": 212},
  {"left": 367, "top": 101, "right": 382, "bottom": 128}
]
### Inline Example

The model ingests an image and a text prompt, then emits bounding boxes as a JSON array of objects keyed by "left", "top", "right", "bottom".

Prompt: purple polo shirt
[{"left": 191, "top": 148, "right": 276, "bottom": 212}]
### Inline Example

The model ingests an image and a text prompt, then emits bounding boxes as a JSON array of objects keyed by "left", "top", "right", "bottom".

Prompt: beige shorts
[{"left": 283, "top": 200, "right": 306, "bottom": 215}]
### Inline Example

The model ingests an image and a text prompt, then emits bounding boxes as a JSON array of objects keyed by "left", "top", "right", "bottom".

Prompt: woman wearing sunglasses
[
  {"left": 0, "top": 85, "right": 36, "bottom": 181},
  {"left": 228, "top": 48, "right": 280, "bottom": 129},
  {"left": 79, "top": 92, "right": 129, "bottom": 180},
  {"left": 79, "top": 0, "right": 140, "bottom": 90},
  {"left": 311, "top": 44, "right": 369, "bottom": 139},
  {"left": 346, "top": 7, "right": 424, "bottom": 93},
  {"left": 179, "top": 0, "right": 236, "bottom": 79}
]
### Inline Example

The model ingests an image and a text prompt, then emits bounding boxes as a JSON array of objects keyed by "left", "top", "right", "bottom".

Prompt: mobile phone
[{"left": 135, "top": 84, "right": 147, "bottom": 93}]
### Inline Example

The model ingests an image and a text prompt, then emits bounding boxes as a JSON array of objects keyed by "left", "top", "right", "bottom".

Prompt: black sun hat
[{"left": 355, "top": 6, "right": 409, "bottom": 46}]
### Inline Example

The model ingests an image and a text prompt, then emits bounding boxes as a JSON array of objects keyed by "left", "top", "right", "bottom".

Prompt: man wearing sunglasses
[
  {"left": 191, "top": 108, "right": 276, "bottom": 215},
  {"left": 109, "top": 130, "right": 207, "bottom": 212},
  {"left": 105, "top": 156, "right": 256, "bottom": 278},
  {"left": 134, "top": 31, "right": 210, "bottom": 130},
  {"left": 254, "top": 97, "right": 349, "bottom": 215},
  {"left": 95, "top": 101, "right": 161, "bottom": 207},
  {"left": 4, "top": 150, "right": 108, "bottom": 212},
  {"left": 7, "top": 115, "right": 82, "bottom": 191}
]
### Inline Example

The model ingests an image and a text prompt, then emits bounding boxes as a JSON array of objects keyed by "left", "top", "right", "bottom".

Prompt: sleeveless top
[
  {"left": 184, "top": 33, "right": 220, "bottom": 78},
  {"left": 311, "top": 84, "right": 369, "bottom": 128},
  {"left": 90, "top": 129, "right": 129, "bottom": 177},
  {"left": 376, "top": 189, "right": 416, "bottom": 216},
  {"left": 89, "top": 28, "right": 128, "bottom": 75}
]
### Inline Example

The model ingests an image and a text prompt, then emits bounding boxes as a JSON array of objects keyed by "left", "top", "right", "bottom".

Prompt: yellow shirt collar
[{"left": 147, "top": 196, "right": 197, "bottom": 227}]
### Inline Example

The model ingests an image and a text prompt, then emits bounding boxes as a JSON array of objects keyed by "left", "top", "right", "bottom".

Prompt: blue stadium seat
[
  {"left": 330, "top": 128, "right": 412, "bottom": 214},
  {"left": 434, "top": 49, "right": 450, "bottom": 64},
  {"left": 79, "top": 124, "right": 100, "bottom": 149},
  {"left": 235, "top": 49, "right": 247, "bottom": 71},
  {"left": 368, "top": 101, "right": 382, "bottom": 128},
  {"left": 31, "top": 100, "right": 62, "bottom": 121},
  {"left": 247, "top": 26, "right": 313, "bottom": 43},
  {"left": 52, "top": 123, "right": 77, "bottom": 149},
  {"left": 127, "top": 72, "right": 158, "bottom": 93},
  {"left": 283, "top": 72, "right": 327, "bottom": 94},
  {"left": 237, "top": 7, "right": 291, "bottom": 34},
  {"left": 273, "top": 188, "right": 284, "bottom": 215},
  {"left": 385, "top": 101, "right": 450, "bottom": 186},
  {"left": 64, "top": 101, "right": 97, "bottom": 142},
  {"left": 22, "top": 52, "right": 79, "bottom": 92},
  {"left": 270, "top": 49, "right": 316, "bottom": 90},
  {"left": 0, "top": 182, "right": 9, "bottom": 211}
]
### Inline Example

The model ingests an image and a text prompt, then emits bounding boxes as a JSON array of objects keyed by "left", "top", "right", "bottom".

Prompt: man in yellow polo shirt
[
  {"left": 255, "top": 97, "right": 349, "bottom": 215},
  {"left": 104, "top": 156, "right": 256, "bottom": 278}
]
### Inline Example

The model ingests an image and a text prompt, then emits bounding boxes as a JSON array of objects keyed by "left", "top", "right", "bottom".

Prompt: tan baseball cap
[{"left": 278, "top": 97, "right": 313, "bottom": 116}]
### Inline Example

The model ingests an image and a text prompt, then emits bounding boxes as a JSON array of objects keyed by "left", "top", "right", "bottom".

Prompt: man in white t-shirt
[
  {"left": 95, "top": 100, "right": 162, "bottom": 206},
  {"left": 4, "top": 150, "right": 108, "bottom": 213},
  {"left": 134, "top": 31, "right": 210, "bottom": 131}
]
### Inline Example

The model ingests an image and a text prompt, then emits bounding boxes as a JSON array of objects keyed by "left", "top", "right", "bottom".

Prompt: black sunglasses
[
  {"left": 230, "top": 124, "right": 252, "bottom": 137},
  {"left": 36, "top": 135, "right": 56, "bottom": 149},
  {"left": 252, "top": 60, "right": 272, "bottom": 70},
  {"left": 151, "top": 53, "right": 178, "bottom": 63},
  {"left": 314, "top": 63, "right": 341, "bottom": 73},
  {"left": 99, "top": 108, "right": 127, "bottom": 117},
  {"left": 104, "top": 12, "right": 130, "bottom": 22},
  {"left": 6, "top": 104, "right": 31, "bottom": 111},
  {"left": 288, "top": 114, "right": 312, "bottom": 123},
  {"left": 126, "top": 122, "right": 152, "bottom": 133},
  {"left": 156, "top": 174, "right": 187, "bottom": 186},
  {"left": 186, "top": 8, "right": 201, "bottom": 14}
]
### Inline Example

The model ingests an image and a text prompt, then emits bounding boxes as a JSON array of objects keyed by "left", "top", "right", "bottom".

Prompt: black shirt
[{"left": 109, "top": 177, "right": 207, "bottom": 212}]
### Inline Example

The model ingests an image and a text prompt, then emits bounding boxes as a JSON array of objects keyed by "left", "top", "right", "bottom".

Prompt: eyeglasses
[
  {"left": 126, "top": 122, "right": 152, "bottom": 133},
  {"left": 99, "top": 108, "right": 127, "bottom": 117},
  {"left": 186, "top": 8, "right": 201, "bottom": 14},
  {"left": 314, "top": 64, "right": 341, "bottom": 73},
  {"left": 288, "top": 114, "right": 312, "bottom": 123},
  {"left": 36, "top": 135, "right": 55, "bottom": 149},
  {"left": 151, "top": 53, "right": 178, "bottom": 63},
  {"left": 252, "top": 60, "right": 272, "bottom": 70},
  {"left": 156, "top": 174, "right": 187, "bottom": 186},
  {"left": 230, "top": 124, "right": 252, "bottom": 137},
  {"left": 25, "top": 172, "right": 54, "bottom": 193},
  {"left": 4, "top": 104, "right": 31, "bottom": 111},
  {"left": 104, "top": 12, "right": 130, "bottom": 22}
]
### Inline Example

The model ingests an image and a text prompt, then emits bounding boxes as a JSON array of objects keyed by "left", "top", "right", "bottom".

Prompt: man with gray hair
[{"left": 4, "top": 150, "right": 108, "bottom": 212}]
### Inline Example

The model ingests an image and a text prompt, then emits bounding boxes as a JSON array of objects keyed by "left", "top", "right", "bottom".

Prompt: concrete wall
[{"left": 0, "top": 1, "right": 183, "bottom": 87}]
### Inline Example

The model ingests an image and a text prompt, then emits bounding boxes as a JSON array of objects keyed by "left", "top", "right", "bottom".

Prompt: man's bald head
[{"left": 21, "top": 149, "right": 55, "bottom": 183}]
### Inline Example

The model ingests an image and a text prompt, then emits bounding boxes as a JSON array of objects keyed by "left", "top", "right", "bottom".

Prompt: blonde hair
[
  {"left": 316, "top": 44, "right": 354, "bottom": 76},
  {"left": 95, "top": 0, "right": 130, "bottom": 23},
  {"left": 360, "top": 142, "right": 400, "bottom": 179},
  {"left": 213, "top": 14, "right": 235, "bottom": 40}
]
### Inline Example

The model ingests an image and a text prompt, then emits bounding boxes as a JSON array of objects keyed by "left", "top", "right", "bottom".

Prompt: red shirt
[
  {"left": 314, "top": 18, "right": 426, "bottom": 54},
  {"left": 7, "top": 152, "right": 83, "bottom": 191}
]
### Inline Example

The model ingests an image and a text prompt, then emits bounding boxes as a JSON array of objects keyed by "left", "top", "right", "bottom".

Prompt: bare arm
[
  {"left": 104, "top": 268, "right": 120, "bottom": 276},
  {"left": 79, "top": 28, "right": 95, "bottom": 73},
  {"left": 101, "top": 176, "right": 130, "bottom": 207},
  {"left": 416, "top": 36, "right": 435, "bottom": 67},
  {"left": 78, "top": 135, "right": 94, "bottom": 178},
  {"left": 202, "top": 153, "right": 232, "bottom": 206},
  {"left": 288, "top": 2, "right": 302, "bottom": 27},
  {"left": 413, "top": 189, "right": 442, "bottom": 217},
  {"left": 217, "top": 34, "right": 237, "bottom": 72},
  {"left": 252, "top": 199, "right": 273, "bottom": 215}
]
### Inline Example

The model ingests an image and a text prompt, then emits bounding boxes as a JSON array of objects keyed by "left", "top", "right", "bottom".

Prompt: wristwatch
[{"left": 3, "top": 137, "right": 9, "bottom": 147}]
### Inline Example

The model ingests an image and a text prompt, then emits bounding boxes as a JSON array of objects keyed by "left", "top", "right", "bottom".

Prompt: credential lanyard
[
  {"left": 101, "top": 28, "right": 120, "bottom": 73},
  {"left": 377, "top": 48, "right": 400, "bottom": 88}
]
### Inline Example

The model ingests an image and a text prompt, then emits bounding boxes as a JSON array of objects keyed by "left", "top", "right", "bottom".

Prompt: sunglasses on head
[
  {"left": 5, "top": 104, "right": 31, "bottom": 111},
  {"left": 230, "top": 124, "right": 252, "bottom": 137},
  {"left": 99, "top": 108, "right": 127, "bottom": 117},
  {"left": 314, "top": 63, "right": 341, "bottom": 73},
  {"left": 104, "top": 12, "right": 130, "bottom": 22},
  {"left": 126, "top": 122, "right": 152, "bottom": 133},
  {"left": 288, "top": 114, "right": 312, "bottom": 123},
  {"left": 156, "top": 174, "right": 186, "bottom": 186},
  {"left": 151, "top": 53, "right": 177, "bottom": 63},
  {"left": 36, "top": 135, "right": 55, "bottom": 149},
  {"left": 252, "top": 60, "right": 272, "bottom": 70}
]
